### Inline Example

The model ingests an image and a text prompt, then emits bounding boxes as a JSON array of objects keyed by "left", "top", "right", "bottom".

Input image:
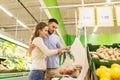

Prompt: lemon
[
  {"left": 100, "top": 72, "right": 111, "bottom": 79},
  {"left": 100, "top": 77, "right": 111, "bottom": 80},
  {"left": 96, "top": 68, "right": 101, "bottom": 76},
  {"left": 111, "top": 67, "right": 120, "bottom": 79},
  {"left": 111, "top": 63, "right": 120, "bottom": 68},
  {"left": 100, "top": 65, "right": 107, "bottom": 69},
  {"left": 96, "top": 65, "right": 110, "bottom": 77}
]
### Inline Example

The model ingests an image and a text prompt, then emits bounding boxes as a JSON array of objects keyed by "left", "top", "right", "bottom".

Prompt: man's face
[{"left": 48, "top": 22, "right": 58, "bottom": 34}]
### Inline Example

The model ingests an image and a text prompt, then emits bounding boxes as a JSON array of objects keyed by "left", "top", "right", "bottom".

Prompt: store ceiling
[{"left": 0, "top": 0, "right": 120, "bottom": 43}]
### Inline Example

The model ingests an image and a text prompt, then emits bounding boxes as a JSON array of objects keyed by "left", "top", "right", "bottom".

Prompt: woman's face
[{"left": 39, "top": 26, "right": 48, "bottom": 38}]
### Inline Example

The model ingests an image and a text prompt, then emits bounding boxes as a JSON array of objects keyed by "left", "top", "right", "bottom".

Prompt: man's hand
[{"left": 29, "top": 43, "right": 35, "bottom": 54}]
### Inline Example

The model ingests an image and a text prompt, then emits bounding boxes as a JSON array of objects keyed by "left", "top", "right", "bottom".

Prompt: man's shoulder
[
  {"left": 44, "top": 34, "right": 59, "bottom": 40},
  {"left": 52, "top": 34, "right": 59, "bottom": 38}
]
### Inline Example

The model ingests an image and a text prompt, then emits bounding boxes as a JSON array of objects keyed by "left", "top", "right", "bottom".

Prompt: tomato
[
  {"left": 66, "top": 69, "right": 72, "bottom": 74},
  {"left": 73, "top": 68, "right": 77, "bottom": 72},
  {"left": 59, "top": 68, "right": 77, "bottom": 75},
  {"left": 59, "top": 69, "right": 64, "bottom": 75}
]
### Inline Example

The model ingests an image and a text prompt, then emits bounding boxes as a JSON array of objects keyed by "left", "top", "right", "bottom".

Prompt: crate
[
  {"left": 92, "top": 57, "right": 120, "bottom": 68},
  {"left": 87, "top": 43, "right": 120, "bottom": 80},
  {"left": 87, "top": 43, "right": 120, "bottom": 52},
  {"left": 87, "top": 43, "right": 120, "bottom": 67},
  {"left": 92, "top": 58, "right": 120, "bottom": 80},
  {"left": 92, "top": 62, "right": 98, "bottom": 80}
]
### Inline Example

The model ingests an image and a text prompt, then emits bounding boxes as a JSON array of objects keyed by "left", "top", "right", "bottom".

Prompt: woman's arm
[{"left": 32, "top": 37, "right": 65, "bottom": 56}]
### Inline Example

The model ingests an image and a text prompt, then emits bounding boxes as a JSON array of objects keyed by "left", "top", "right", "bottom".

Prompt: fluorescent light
[
  {"left": 0, "top": 6, "right": 13, "bottom": 17},
  {"left": 17, "top": 19, "right": 27, "bottom": 28},
  {"left": 106, "top": 0, "right": 111, "bottom": 3},
  {"left": 39, "top": 0, "right": 52, "bottom": 18},
  {"left": 0, "top": 6, "right": 27, "bottom": 28},
  {"left": 93, "top": 27, "right": 98, "bottom": 33},
  {"left": 0, "top": 34, "right": 29, "bottom": 48}
]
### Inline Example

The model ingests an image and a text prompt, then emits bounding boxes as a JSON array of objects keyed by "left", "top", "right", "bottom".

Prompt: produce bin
[
  {"left": 92, "top": 62, "right": 98, "bottom": 80},
  {"left": 92, "top": 59, "right": 120, "bottom": 80},
  {"left": 87, "top": 43, "right": 120, "bottom": 80},
  {"left": 0, "top": 72, "right": 29, "bottom": 79},
  {"left": 87, "top": 43, "right": 120, "bottom": 68},
  {"left": 92, "top": 57, "right": 120, "bottom": 69}
]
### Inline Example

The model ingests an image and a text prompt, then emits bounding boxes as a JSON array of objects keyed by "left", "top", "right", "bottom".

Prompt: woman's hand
[
  {"left": 58, "top": 46, "right": 71, "bottom": 55},
  {"left": 64, "top": 46, "right": 71, "bottom": 50}
]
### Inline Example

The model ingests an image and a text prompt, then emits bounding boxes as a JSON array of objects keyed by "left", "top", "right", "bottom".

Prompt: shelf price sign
[
  {"left": 79, "top": 7, "right": 95, "bottom": 27},
  {"left": 115, "top": 6, "right": 120, "bottom": 26},
  {"left": 96, "top": 6, "right": 114, "bottom": 27}
]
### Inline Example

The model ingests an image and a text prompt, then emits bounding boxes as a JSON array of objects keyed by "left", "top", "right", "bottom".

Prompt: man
[{"left": 43, "top": 18, "right": 61, "bottom": 80}]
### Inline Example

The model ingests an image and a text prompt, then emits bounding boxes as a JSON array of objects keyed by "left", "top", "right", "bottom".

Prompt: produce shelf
[
  {"left": 0, "top": 72, "right": 29, "bottom": 79},
  {"left": 87, "top": 43, "right": 120, "bottom": 80},
  {"left": 87, "top": 43, "right": 120, "bottom": 68}
]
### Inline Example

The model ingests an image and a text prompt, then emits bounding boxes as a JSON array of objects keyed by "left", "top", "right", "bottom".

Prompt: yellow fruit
[
  {"left": 100, "top": 65, "right": 107, "bottom": 69},
  {"left": 96, "top": 68, "right": 101, "bottom": 76},
  {"left": 111, "top": 67, "right": 120, "bottom": 79},
  {"left": 96, "top": 65, "right": 110, "bottom": 77},
  {"left": 111, "top": 63, "right": 120, "bottom": 68},
  {"left": 100, "top": 77, "right": 110, "bottom": 80},
  {"left": 100, "top": 72, "right": 111, "bottom": 79}
]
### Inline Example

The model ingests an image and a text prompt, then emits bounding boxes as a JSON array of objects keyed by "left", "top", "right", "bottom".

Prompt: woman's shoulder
[
  {"left": 33, "top": 37, "right": 42, "bottom": 43},
  {"left": 34, "top": 37, "right": 42, "bottom": 40}
]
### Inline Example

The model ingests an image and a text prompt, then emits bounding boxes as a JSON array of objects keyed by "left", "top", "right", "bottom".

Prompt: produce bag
[
  {"left": 59, "top": 51, "right": 81, "bottom": 77},
  {"left": 70, "top": 37, "right": 89, "bottom": 80},
  {"left": 53, "top": 37, "right": 89, "bottom": 80},
  {"left": 58, "top": 39, "right": 84, "bottom": 79}
]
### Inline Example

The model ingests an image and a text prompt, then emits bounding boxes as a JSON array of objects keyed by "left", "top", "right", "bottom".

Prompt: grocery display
[
  {"left": 87, "top": 43, "right": 120, "bottom": 80},
  {"left": 96, "top": 63, "right": 120, "bottom": 80},
  {"left": 0, "top": 0, "right": 120, "bottom": 80},
  {"left": 90, "top": 45, "right": 120, "bottom": 60},
  {"left": 0, "top": 39, "right": 30, "bottom": 71},
  {"left": 0, "top": 36, "right": 30, "bottom": 79}
]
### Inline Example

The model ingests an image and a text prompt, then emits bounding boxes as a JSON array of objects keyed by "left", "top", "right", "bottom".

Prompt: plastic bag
[{"left": 59, "top": 50, "right": 82, "bottom": 78}]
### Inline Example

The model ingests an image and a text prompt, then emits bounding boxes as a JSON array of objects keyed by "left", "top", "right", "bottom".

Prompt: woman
[{"left": 28, "top": 22, "right": 69, "bottom": 80}]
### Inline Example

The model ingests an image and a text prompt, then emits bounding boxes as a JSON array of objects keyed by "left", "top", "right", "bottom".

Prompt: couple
[{"left": 29, "top": 18, "right": 70, "bottom": 80}]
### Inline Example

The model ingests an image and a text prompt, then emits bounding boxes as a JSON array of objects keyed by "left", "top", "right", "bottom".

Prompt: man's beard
[{"left": 48, "top": 30, "right": 53, "bottom": 35}]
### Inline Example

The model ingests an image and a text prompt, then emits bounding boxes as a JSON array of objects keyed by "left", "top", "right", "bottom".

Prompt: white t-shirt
[{"left": 31, "top": 37, "right": 58, "bottom": 70}]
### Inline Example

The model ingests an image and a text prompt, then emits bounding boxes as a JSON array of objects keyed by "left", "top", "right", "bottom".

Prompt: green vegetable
[
  {"left": 67, "top": 52, "right": 75, "bottom": 62},
  {"left": 58, "top": 76, "right": 63, "bottom": 80}
]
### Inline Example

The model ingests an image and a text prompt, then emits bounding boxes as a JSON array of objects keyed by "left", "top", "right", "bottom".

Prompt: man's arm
[{"left": 28, "top": 42, "right": 35, "bottom": 54}]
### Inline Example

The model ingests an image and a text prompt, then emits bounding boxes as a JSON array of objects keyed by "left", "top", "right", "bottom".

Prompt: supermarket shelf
[{"left": 0, "top": 72, "right": 29, "bottom": 79}]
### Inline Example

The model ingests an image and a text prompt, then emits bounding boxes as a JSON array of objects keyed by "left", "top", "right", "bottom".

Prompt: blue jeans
[{"left": 29, "top": 70, "right": 46, "bottom": 80}]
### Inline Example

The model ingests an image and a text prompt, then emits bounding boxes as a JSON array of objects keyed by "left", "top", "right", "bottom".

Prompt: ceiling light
[
  {"left": 17, "top": 19, "right": 27, "bottom": 28},
  {"left": 0, "top": 6, "right": 13, "bottom": 17}
]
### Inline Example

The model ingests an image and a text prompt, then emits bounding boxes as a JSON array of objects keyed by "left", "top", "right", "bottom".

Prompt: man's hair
[{"left": 48, "top": 18, "right": 58, "bottom": 24}]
